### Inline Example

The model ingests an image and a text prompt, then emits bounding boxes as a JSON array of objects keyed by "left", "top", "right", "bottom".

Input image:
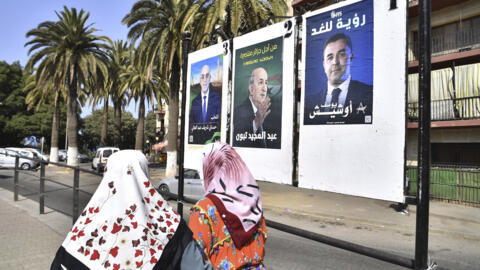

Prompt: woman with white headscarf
[
  {"left": 188, "top": 142, "right": 267, "bottom": 269},
  {"left": 50, "top": 150, "right": 209, "bottom": 270}
]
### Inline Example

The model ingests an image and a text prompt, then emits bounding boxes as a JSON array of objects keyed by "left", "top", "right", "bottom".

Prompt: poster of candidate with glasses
[
  {"left": 188, "top": 55, "right": 223, "bottom": 144},
  {"left": 303, "top": 0, "right": 373, "bottom": 125}
]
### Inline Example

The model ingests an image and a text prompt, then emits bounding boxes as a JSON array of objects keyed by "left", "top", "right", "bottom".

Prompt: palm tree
[
  {"left": 87, "top": 74, "right": 110, "bottom": 147},
  {"left": 24, "top": 73, "right": 65, "bottom": 162},
  {"left": 121, "top": 46, "right": 167, "bottom": 151},
  {"left": 89, "top": 40, "right": 130, "bottom": 147},
  {"left": 191, "top": 0, "right": 288, "bottom": 48},
  {"left": 25, "top": 6, "right": 110, "bottom": 166},
  {"left": 107, "top": 40, "right": 131, "bottom": 148},
  {"left": 123, "top": 0, "right": 208, "bottom": 175},
  {"left": 123, "top": 0, "right": 288, "bottom": 175}
]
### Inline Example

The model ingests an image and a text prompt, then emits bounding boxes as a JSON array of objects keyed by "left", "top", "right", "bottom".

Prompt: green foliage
[
  {"left": 81, "top": 107, "right": 137, "bottom": 150},
  {"left": 0, "top": 61, "right": 69, "bottom": 148},
  {"left": 144, "top": 110, "right": 157, "bottom": 143},
  {"left": 0, "top": 61, "right": 29, "bottom": 146}
]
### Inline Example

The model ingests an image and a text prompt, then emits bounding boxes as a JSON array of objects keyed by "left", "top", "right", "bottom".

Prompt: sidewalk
[
  {"left": 1, "top": 166, "right": 479, "bottom": 269},
  {"left": 0, "top": 188, "right": 70, "bottom": 270}
]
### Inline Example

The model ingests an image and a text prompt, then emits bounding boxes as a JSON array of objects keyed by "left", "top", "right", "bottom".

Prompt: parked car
[
  {"left": 77, "top": 153, "right": 91, "bottom": 163},
  {"left": 58, "top": 150, "right": 67, "bottom": 161},
  {"left": 23, "top": 148, "right": 49, "bottom": 162},
  {"left": 58, "top": 150, "right": 91, "bottom": 163},
  {"left": 92, "top": 147, "right": 120, "bottom": 172},
  {"left": 156, "top": 168, "right": 204, "bottom": 201},
  {"left": 6, "top": 148, "right": 41, "bottom": 168},
  {"left": 7, "top": 147, "right": 44, "bottom": 162},
  {"left": 0, "top": 148, "right": 38, "bottom": 170}
]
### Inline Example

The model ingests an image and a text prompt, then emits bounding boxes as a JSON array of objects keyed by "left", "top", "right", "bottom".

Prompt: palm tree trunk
[
  {"left": 66, "top": 75, "right": 79, "bottom": 166},
  {"left": 135, "top": 97, "right": 145, "bottom": 151},
  {"left": 113, "top": 99, "right": 122, "bottom": 148},
  {"left": 49, "top": 91, "right": 60, "bottom": 162},
  {"left": 100, "top": 95, "right": 109, "bottom": 146},
  {"left": 166, "top": 54, "right": 180, "bottom": 176}
]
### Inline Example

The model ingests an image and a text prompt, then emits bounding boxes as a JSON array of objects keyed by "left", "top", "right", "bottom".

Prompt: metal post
[
  {"left": 226, "top": 38, "right": 233, "bottom": 144},
  {"left": 177, "top": 32, "right": 191, "bottom": 217},
  {"left": 40, "top": 163, "right": 45, "bottom": 214},
  {"left": 292, "top": 16, "right": 302, "bottom": 187},
  {"left": 72, "top": 167, "right": 80, "bottom": 224},
  {"left": 14, "top": 156, "right": 19, "bottom": 201},
  {"left": 415, "top": 0, "right": 431, "bottom": 269}
]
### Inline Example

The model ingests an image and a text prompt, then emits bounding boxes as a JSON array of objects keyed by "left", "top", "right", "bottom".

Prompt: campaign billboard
[
  {"left": 303, "top": 0, "right": 373, "bottom": 125},
  {"left": 231, "top": 19, "right": 296, "bottom": 184},
  {"left": 298, "top": 0, "right": 407, "bottom": 202},
  {"left": 184, "top": 42, "right": 230, "bottom": 171}
]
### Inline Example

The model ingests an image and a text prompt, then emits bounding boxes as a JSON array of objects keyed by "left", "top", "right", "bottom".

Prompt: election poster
[
  {"left": 298, "top": 0, "right": 407, "bottom": 202},
  {"left": 303, "top": 0, "right": 373, "bottom": 125},
  {"left": 184, "top": 42, "right": 230, "bottom": 172},
  {"left": 231, "top": 19, "right": 296, "bottom": 184},
  {"left": 232, "top": 36, "right": 283, "bottom": 149},
  {"left": 188, "top": 55, "right": 223, "bottom": 145}
]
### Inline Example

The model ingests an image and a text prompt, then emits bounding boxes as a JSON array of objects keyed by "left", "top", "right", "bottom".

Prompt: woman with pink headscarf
[{"left": 188, "top": 142, "right": 267, "bottom": 269}]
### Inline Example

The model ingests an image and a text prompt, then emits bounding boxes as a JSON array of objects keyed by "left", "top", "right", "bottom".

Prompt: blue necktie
[{"left": 202, "top": 96, "right": 207, "bottom": 123}]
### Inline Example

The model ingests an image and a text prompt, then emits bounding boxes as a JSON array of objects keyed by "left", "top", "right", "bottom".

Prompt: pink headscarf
[{"left": 202, "top": 142, "right": 263, "bottom": 247}]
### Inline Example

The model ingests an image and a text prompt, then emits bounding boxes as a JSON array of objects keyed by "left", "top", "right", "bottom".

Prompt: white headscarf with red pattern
[{"left": 61, "top": 150, "right": 180, "bottom": 269}]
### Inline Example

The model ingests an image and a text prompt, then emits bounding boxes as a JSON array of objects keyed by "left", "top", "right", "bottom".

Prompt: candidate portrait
[
  {"left": 233, "top": 67, "right": 281, "bottom": 149},
  {"left": 304, "top": 33, "right": 373, "bottom": 125},
  {"left": 188, "top": 58, "right": 223, "bottom": 144}
]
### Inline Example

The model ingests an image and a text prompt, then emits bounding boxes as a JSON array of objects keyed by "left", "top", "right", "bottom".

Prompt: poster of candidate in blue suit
[
  {"left": 303, "top": 0, "right": 373, "bottom": 125},
  {"left": 188, "top": 55, "right": 223, "bottom": 144}
]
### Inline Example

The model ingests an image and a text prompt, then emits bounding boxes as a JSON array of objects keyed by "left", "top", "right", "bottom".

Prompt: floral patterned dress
[{"left": 189, "top": 197, "right": 267, "bottom": 270}]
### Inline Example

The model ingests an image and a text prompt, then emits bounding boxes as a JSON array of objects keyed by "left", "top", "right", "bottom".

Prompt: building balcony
[{"left": 407, "top": 96, "right": 480, "bottom": 125}]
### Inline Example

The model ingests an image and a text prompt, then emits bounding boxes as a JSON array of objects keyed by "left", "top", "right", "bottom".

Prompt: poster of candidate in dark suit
[
  {"left": 303, "top": 0, "right": 373, "bottom": 125},
  {"left": 232, "top": 37, "right": 283, "bottom": 149},
  {"left": 188, "top": 55, "right": 223, "bottom": 144}
]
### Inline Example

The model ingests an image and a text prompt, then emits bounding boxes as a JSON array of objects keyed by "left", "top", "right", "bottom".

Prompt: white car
[
  {"left": 58, "top": 150, "right": 67, "bottom": 161},
  {"left": 0, "top": 148, "right": 38, "bottom": 170},
  {"left": 24, "top": 148, "right": 49, "bottom": 162},
  {"left": 7, "top": 147, "right": 47, "bottom": 163},
  {"left": 156, "top": 169, "right": 205, "bottom": 201},
  {"left": 92, "top": 147, "right": 120, "bottom": 172}
]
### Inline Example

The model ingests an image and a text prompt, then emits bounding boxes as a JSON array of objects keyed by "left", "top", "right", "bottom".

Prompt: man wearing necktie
[
  {"left": 189, "top": 65, "right": 222, "bottom": 144},
  {"left": 304, "top": 33, "right": 372, "bottom": 125},
  {"left": 233, "top": 67, "right": 281, "bottom": 149}
]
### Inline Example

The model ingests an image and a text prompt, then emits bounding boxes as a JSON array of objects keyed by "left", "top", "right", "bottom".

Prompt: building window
[{"left": 431, "top": 143, "right": 480, "bottom": 166}]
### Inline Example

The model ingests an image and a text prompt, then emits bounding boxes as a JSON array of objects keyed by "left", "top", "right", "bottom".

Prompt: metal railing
[
  {"left": 408, "top": 22, "right": 480, "bottom": 62},
  {"left": 408, "top": 165, "right": 480, "bottom": 206},
  {"left": 9, "top": 154, "right": 100, "bottom": 223},
  {"left": 408, "top": 96, "right": 480, "bottom": 121}
]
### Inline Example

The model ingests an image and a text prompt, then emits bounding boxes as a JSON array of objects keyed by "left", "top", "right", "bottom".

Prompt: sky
[{"left": 0, "top": 0, "right": 146, "bottom": 118}]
